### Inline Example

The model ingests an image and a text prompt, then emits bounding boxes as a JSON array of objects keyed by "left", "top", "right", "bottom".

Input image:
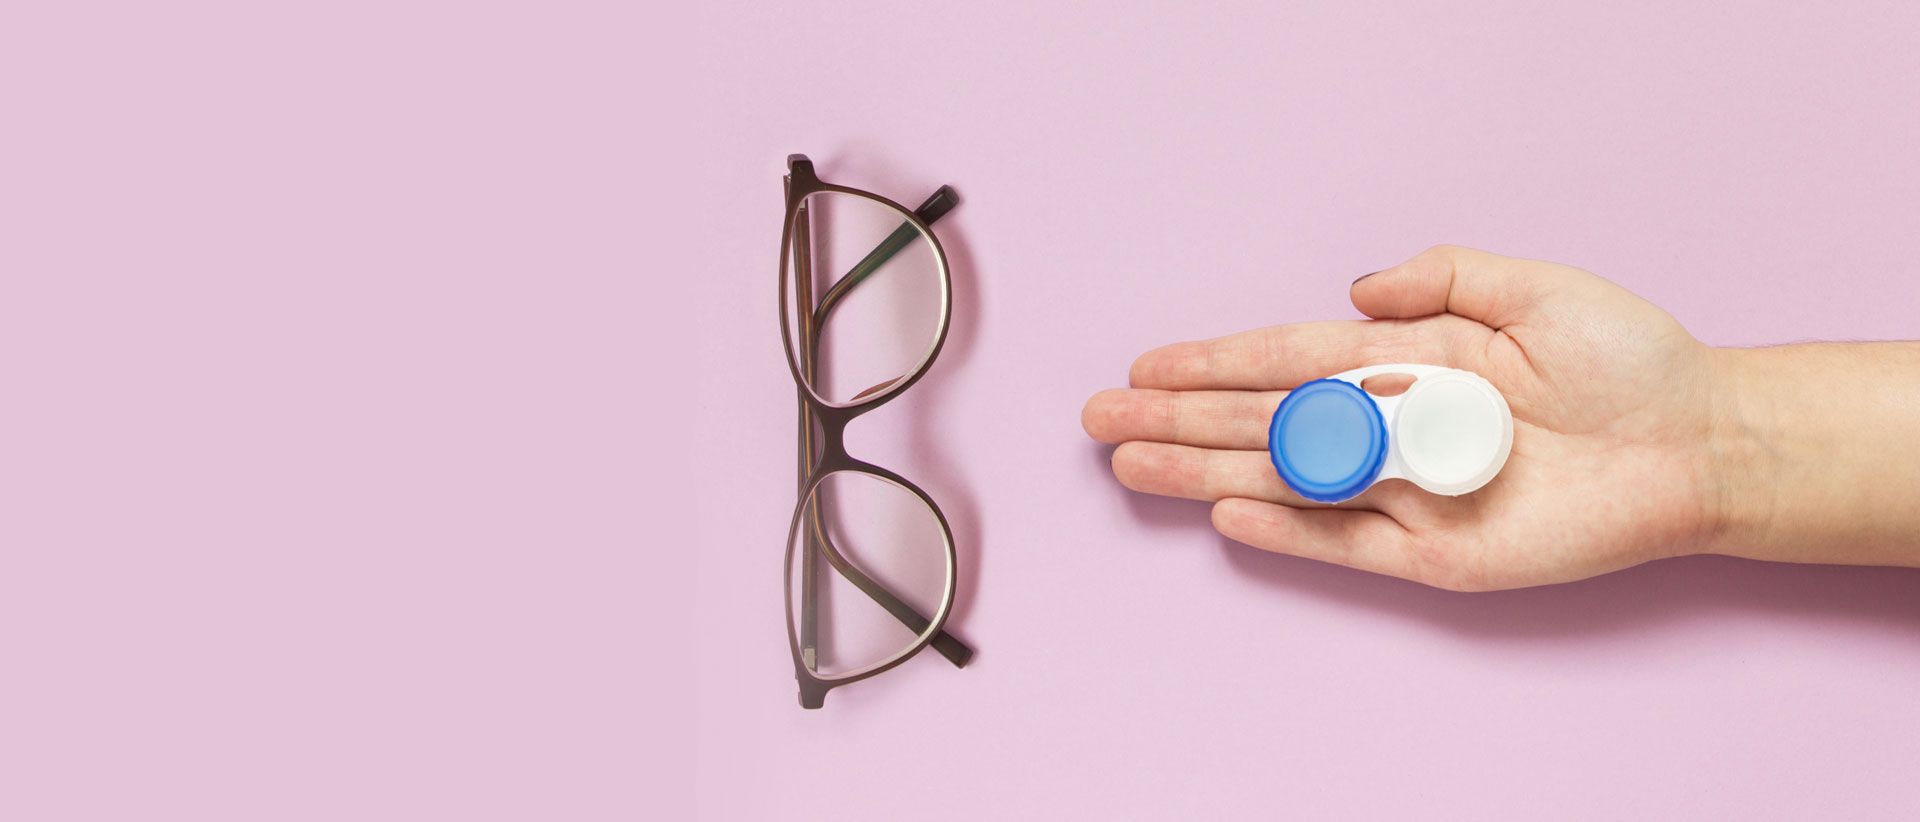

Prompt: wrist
[
  {"left": 1699, "top": 347, "right": 1783, "bottom": 558},
  {"left": 1698, "top": 342, "right": 1920, "bottom": 565}
]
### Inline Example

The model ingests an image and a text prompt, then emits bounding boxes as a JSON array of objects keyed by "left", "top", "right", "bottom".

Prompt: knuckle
[
  {"left": 1196, "top": 448, "right": 1226, "bottom": 498},
  {"left": 1161, "top": 391, "right": 1184, "bottom": 440},
  {"left": 1267, "top": 324, "right": 1324, "bottom": 368},
  {"left": 1358, "top": 320, "right": 1442, "bottom": 364}
]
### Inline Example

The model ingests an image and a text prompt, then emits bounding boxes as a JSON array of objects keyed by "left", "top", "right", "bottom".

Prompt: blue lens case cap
[{"left": 1267, "top": 378, "right": 1388, "bottom": 503}]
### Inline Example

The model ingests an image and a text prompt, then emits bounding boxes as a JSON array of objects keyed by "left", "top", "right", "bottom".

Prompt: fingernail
[{"left": 1352, "top": 270, "right": 1382, "bottom": 285}]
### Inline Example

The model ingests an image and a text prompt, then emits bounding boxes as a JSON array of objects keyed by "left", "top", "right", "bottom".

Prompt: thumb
[{"left": 1350, "top": 245, "right": 1583, "bottom": 329}]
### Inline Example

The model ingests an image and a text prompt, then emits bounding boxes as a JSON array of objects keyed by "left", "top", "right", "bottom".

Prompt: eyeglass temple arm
[
  {"left": 810, "top": 185, "right": 960, "bottom": 330},
  {"left": 793, "top": 189, "right": 822, "bottom": 669},
  {"left": 806, "top": 514, "right": 975, "bottom": 667}
]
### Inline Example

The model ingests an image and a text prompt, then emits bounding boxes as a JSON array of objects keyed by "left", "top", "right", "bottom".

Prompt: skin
[{"left": 1082, "top": 245, "right": 1920, "bottom": 591}]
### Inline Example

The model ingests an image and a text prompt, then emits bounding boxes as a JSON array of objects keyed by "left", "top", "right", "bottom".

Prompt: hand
[{"left": 1083, "top": 245, "right": 1732, "bottom": 591}]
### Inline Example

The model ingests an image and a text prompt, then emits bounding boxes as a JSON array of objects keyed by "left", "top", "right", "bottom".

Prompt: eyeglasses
[{"left": 777, "top": 154, "right": 974, "bottom": 709}]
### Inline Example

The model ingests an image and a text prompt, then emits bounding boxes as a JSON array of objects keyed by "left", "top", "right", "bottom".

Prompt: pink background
[
  {"left": 4, "top": 2, "right": 1919, "bottom": 820},
  {"left": 6, "top": 3, "right": 689, "bottom": 820}
]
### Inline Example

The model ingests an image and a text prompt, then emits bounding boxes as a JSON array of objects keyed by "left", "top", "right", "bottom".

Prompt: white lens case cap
[{"left": 1327, "top": 364, "right": 1514, "bottom": 497}]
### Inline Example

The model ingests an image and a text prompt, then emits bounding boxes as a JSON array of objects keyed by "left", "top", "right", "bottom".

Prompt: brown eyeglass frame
[{"left": 777, "top": 154, "right": 974, "bottom": 709}]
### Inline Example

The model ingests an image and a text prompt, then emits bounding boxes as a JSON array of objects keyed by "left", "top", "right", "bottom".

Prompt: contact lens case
[{"left": 1267, "top": 364, "right": 1513, "bottom": 503}]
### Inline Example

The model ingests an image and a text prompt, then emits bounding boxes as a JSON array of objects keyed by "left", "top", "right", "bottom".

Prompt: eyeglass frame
[{"left": 777, "top": 154, "right": 975, "bottom": 709}]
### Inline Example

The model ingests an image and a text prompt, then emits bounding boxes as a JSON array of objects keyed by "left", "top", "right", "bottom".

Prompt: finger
[
  {"left": 1111, "top": 442, "right": 1295, "bottom": 504},
  {"left": 1129, "top": 317, "right": 1481, "bottom": 391},
  {"left": 1082, "top": 388, "right": 1284, "bottom": 449},
  {"left": 1350, "top": 244, "right": 1585, "bottom": 328},
  {"left": 1110, "top": 442, "right": 1415, "bottom": 511},
  {"left": 1211, "top": 497, "right": 1426, "bottom": 583}
]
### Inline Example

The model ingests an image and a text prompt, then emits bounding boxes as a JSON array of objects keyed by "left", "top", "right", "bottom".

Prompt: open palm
[{"left": 1083, "top": 245, "right": 1729, "bottom": 590}]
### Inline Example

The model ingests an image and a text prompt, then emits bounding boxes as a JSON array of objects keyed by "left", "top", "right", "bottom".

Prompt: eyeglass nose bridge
[{"left": 804, "top": 409, "right": 858, "bottom": 474}]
